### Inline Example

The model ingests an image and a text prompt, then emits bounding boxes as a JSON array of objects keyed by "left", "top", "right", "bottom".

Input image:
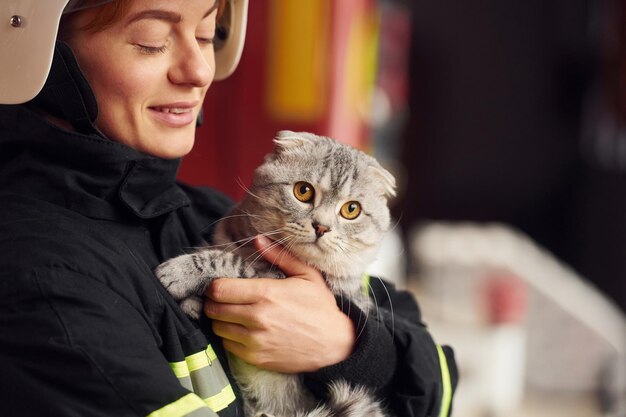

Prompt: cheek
[
  {"left": 91, "top": 61, "right": 155, "bottom": 108},
  {"left": 73, "top": 41, "right": 159, "bottom": 110},
  {"left": 345, "top": 220, "right": 378, "bottom": 243},
  {"left": 84, "top": 62, "right": 160, "bottom": 147}
]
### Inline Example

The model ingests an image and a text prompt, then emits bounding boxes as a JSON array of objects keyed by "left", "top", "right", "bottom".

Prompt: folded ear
[
  {"left": 368, "top": 164, "right": 397, "bottom": 198},
  {"left": 273, "top": 130, "right": 319, "bottom": 152}
]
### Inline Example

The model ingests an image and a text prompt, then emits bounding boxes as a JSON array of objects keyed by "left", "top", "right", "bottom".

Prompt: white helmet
[{"left": 0, "top": 0, "right": 248, "bottom": 104}]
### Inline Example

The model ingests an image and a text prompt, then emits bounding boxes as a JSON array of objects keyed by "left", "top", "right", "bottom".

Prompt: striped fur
[{"left": 156, "top": 131, "right": 396, "bottom": 417}]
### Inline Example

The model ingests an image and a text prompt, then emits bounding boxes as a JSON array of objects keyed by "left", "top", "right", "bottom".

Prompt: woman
[{"left": 0, "top": 0, "right": 457, "bottom": 416}]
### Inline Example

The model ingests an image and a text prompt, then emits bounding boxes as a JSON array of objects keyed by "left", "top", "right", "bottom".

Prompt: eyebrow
[
  {"left": 127, "top": 10, "right": 182, "bottom": 24},
  {"left": 126, "top": 1, "right": 219, "bottom": 25}
]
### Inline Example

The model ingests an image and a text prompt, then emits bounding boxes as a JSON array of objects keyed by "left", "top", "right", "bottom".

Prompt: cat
[{"left": 156, "top": 130, "right": 396, "bottom": 417}]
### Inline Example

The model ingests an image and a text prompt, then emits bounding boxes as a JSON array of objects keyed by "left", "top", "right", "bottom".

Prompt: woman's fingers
[
  {"left": 201, "top": 236, "right": 356, "bottom": 372},
  {"left": 206, "top": 276, "right": 271, "bottom": 304},
  {"left": 211, "top": 319, "right": 250, "bottom": 343}
]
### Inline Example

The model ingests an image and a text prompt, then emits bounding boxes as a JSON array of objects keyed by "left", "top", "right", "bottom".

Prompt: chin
[{"left": 145, "top": 136, "right": 195, "bottom": 159}]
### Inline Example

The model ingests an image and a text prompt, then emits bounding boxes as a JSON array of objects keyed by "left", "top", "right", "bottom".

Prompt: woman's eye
[
  {"left": 340, "top": 201, "right": 361, "bottom": 220},
  {"left": 135, "top": 44, "right": 168, "bottom": 55},
  {"left": 197, "top": 37, "right": 215, "bottom": 46},
  {"left": 293, "top": 182, "right": 315, "bottom": 203}
]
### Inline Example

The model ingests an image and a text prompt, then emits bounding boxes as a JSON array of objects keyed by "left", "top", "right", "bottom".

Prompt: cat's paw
[
  {"left": 155, "top": 255, "right": 203, "bottom": 300},
  {"left": 180, "top": 296, "right": 203, "bottom": 320}
]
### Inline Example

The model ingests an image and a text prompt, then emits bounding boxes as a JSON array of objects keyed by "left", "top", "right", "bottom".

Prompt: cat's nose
[{"left": 312, "top": 221, "right": 330, "bottom": 238}]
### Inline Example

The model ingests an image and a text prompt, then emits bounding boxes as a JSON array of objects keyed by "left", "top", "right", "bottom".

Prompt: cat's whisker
[
  {"left": 343, "top": 238, "right": 366, "bottom": 252},
  {"left": 354, "top": 303, "right": 370, "bottom": 342},
  {"left": 198, "top": 218, "right": 228, "bottom": 235},
  {"left": 337, "top": 292, "right": 355, "bottom": 337},
  {"left": 338, "top": 291, "right": 345, "bottom": 311},
  {"left": 246, "top": 234, "right": 292, "bottom": 266},
  {"left": 271, "top": 238, "right": 300, "bottom": 273},
  {"left": 374, "top": 276, "right": 395, "bottom": 339},
  {"left": 222, "top": 236, "right": 258, "bottom": 255},
  {"left": 198, "top": 212, "right": 263, "bottom": 235},
  {"left": 388, "top": 214, "right": 403, "bottom": 234},
  {"left": 273, "top": 238, "right": 309, "bottom": 271},
  {"left": 218, "top": 230, "right": 283, "bottom": 255},
  {"left": 236, "top": 208, "right": 271, "bottom": 221},
  {"left": 176, "top": 245, "right": 211, "bottom": 254},
  {"left": 236, "top": 177, "right": 263, "bottom": 201},
  {"left": 365, "top": 281, "right": 382, "bottom": 332},
  {"left": 232, "top": 231, "right": 284, "bottom": 257},
  {"left": 332, "top": 235, "right": 360, "bottom": 252},
  {"left": 210, "top": 236, "right": 254, "bottom": 251},
  {"left": 265, "top": 237, "right": 297, "bottom": 274}
]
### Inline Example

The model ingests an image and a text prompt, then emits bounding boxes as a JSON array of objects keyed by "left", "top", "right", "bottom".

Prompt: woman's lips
[{"left": 148, "top": 103, "right": 198, "bottom": 127}]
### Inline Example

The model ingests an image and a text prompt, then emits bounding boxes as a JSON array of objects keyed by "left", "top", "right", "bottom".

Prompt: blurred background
[{"left": 178, "top": 0, "right": 626, "bottom": 415}]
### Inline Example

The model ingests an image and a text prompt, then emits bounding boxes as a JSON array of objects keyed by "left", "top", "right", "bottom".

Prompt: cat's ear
[
  {"left": 273, "top": 130, "right": 318, "bottom": 152},
  {"left": 369, "top": 164, "right": 397, "bottom": 198}
]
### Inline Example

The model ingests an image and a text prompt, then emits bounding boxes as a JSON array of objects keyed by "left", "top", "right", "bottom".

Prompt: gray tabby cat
[{"left": 156, "top": 130, "right": 396, "bottom": 417}]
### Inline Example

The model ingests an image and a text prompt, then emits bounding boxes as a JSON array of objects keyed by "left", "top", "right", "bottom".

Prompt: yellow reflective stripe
[
  {"left": 436, "top": 345, "right": 452, "bottom": 417},
  {"left": 204, "top": 384, "right": 236, "bottom": 413},
  {"left": 147, "top": 393, "right": 206, "bottom": 417},
  {"left": 361, "top": 273, "right": 371, "bottom": 297},
  {"left": 167, "top": 346, "right": 236, "bottom": 413},
  {"left": 185, "top": 351, "right": 209, "bottom": 372},
  {"left": 186, "top": 346, "right": 217, "bottom": 372},
  {"left": 205, "top": 345, "right": 218, "bottom": 361},
  {"left": 170, "top": 346, "right": 218, "bottom": 376},
  {"left": 170, "top": 360, "right": 190, "bottom": 379}
]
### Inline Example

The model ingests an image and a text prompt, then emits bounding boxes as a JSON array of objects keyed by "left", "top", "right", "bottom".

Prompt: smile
[
  {"left": 153, "top": 107, "right": 192, "bottom": 114},
  {"left": 148, "top": 103, "right": 198, "bottom": 127}
]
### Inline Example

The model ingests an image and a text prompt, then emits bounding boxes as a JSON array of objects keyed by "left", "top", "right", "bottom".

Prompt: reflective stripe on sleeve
[
  {"left": 169, "top": 360, "right": 193, "bottom": 392},
  {"left": 169, "top": 345, "right": 236, "bottom": 413},
  {"left": 204, "top": 384, "right": 236, "bottom": 412},
  {"left": 436, "top": 345, "right": 453, "bottom": 417},
  {"left": 147, "top": 393, "right": 217, "bottom": 417}
]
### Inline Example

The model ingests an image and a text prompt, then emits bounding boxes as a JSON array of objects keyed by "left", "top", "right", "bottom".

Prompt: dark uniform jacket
[{"left": 0, "top": 43, "right": 457, "bottom": 417}]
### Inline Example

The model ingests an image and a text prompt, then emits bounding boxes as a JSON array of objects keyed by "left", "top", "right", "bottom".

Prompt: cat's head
[{"left": 246, "top": 130, "right": 396, "bottom": 281}]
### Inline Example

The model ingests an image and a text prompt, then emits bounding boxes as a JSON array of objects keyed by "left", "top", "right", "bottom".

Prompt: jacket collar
[
  {"left": 120, "top": 159, "right": 190, "bottom": 219},
  {"left": 0, "top": 42, "right": 190, "bottom": 220}
]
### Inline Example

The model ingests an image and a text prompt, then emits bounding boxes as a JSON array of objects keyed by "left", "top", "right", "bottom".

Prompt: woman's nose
[{"left": 169, "top": 41, "right": 214, "bottom": 88}]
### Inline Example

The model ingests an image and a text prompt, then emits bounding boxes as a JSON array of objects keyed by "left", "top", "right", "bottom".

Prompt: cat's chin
[
  {"left": 289, "top": 241, "right": 332, "bottom": 266},
  {"left": 291, "top": 240, "right": 326, "bottom": 259},
  {"left": 290, "top": 241, "right": 365, "bottom": 278}
]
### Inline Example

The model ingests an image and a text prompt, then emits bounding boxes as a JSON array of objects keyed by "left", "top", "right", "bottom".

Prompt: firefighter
[{"left": 0, "top": 1, "right": 457, "bottom": 416}]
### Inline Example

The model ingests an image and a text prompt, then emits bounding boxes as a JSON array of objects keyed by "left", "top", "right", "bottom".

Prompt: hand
[{"left": 203, "top": 236, "right": 356, "bottom": 373}]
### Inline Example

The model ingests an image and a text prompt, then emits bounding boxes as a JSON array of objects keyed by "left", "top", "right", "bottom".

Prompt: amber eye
[
  {"left": 293, "top": 181, "right": 315, "bottom": 203},
  {"left": 340, "top": 201, "right": 361, "bottom": 220}
]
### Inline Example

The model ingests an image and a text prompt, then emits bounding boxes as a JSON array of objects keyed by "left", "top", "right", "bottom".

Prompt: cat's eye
[
  {"left": 293, "top": 181, "right": 315, "bottom": 203},
  {"left": 340, "top": 201, "right": 361, "bottom": 220}
]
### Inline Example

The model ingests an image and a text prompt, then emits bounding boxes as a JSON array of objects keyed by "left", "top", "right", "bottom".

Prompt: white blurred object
[
  {"left": 483, "top": 324, "right": 527, "bottom": 415},
  {"left": 367, "top": 225, "right": 406, "bottom": 288},
  {"left": 411, "top": 221, "right": 626, "bottom": 416}
]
